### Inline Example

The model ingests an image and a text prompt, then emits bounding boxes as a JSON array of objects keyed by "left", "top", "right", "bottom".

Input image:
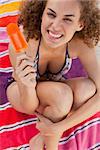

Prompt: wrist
[
  {"left": 56, "top": 119, "right": 68, "bottom": 133},
  {"left": 17, "top": 81, "right": 37, "bottom": 99},
  {"left": 18, "top": 80, "right": 36, "bottom": 89}
]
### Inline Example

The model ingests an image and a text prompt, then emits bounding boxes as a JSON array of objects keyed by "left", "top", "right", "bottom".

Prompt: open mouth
[{"left": 47, "top": 30, "right": 63, "bottom": 39}]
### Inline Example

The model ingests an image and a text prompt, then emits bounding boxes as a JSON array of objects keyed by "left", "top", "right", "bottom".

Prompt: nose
[{"left": 51, "top": 19, "right": 62, "bottom": 32}]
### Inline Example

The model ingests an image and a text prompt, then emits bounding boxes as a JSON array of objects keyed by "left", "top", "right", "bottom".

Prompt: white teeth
[{"left": 49, "top": 31, "right": 62, "bottom": 38}]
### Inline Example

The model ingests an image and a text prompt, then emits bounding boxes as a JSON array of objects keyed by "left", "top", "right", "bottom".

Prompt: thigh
[
  {"left": 36, "top": 81, "right": 73, "bottom": 109},
  {"left": 65, "top": 77, "right": 96, "bottom": 109},
  {"left": 6, "top": 82, "right": 26, "bottom": 113}
]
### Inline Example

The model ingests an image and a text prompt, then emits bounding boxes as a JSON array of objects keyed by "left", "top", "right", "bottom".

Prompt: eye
[
  {"left": 63, "top": 18, "right": 72, "bottom": 23},
  {"left": 47, "top": 12, "right": 56, "bottom": 18}
]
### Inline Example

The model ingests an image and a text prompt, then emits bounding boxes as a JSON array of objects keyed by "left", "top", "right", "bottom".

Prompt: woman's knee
[
  {"left": 73, "top": 79, "right": 96, "bottom": 108},
  {"left": 54, "top": 83, "right": 73, "bottom": 114},
  {"left": 37, "top": 81, "right": 73, "bottom": 114}
]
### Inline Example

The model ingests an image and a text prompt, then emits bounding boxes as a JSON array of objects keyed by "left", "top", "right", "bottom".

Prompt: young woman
[{"left": 7, "top": 0, "right": 100, "bottom": 149}]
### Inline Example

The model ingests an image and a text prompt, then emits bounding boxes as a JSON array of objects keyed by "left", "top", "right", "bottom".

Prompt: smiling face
[{"left": 41, "top": 0, "right": 83, "bottom": 49}]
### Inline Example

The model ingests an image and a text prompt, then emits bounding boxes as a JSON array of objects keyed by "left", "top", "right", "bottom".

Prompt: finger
[
  {"left": 36, "top": 121, "right": 43, "bottom": 130},
  {"left": 19, "top": 70, "right": 36, "bottom": 79},
  {"left": 24, "top": 65, "right": 36, "bottom": 73},
  {"left": 36, "top": 122, "right": 52, "bottom": 136},
  {"left": 16, "top": 60, "right": 36, "bottom": 74},
  {"left": 24, "top": 73, "right": 37, "bottom": 82},
  {"left": 18, "top": 66, "right": 36, "bottom": 78},
  {"left": 16, "top": 53, "right": 32, "bottom": 67},
  {"left": 20, "top": 59, "right": 35, "bottom": 70}
]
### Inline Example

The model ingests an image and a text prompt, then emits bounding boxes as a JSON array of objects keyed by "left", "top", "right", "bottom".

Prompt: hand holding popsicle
[
  {"left": 7, "top": 23, "right": 28, "bottom": 53},
  {"left": 7, "top": 23, "right": 37, "bottom": 87}
]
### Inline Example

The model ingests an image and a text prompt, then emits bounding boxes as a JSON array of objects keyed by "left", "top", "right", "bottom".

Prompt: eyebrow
[
  {"left": 48, "top": 8, "right": 75, "bottom": 17},
  {"left": 48, "top": 8, "right": 56, "bottom": 14}
]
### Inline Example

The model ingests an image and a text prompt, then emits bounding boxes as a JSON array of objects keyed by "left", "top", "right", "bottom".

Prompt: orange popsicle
[{"left": 7, "top": 23, "right": 28, "bottom": 53}]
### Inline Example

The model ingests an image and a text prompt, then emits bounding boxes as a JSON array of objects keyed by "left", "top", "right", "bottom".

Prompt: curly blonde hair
[{"left": 18, "top": 0, "right": 100, "bottom": 47}]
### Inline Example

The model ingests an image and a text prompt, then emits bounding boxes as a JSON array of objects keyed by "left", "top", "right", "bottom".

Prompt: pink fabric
[
  {"left": 0, "top": 103, "right": 100, "bottom": 149},
  {"left": 0, "top": 31, "right": 8, "bottom": 40}
]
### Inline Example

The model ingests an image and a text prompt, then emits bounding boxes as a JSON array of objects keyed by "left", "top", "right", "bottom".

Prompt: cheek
[
  {"left": 64, "top": 27, "right": 76, "bottom": 41},
  {"left": 41, "top": 13, "right": 51, "bottom": 30},
  {"left": 65, "top": 24, "right": 77, "bottom": 35},
  {"left": 41, "top": 21, "right": 48, "bottom": 40},
  {"left": 41, "top": 21, "right": 46, "bottom": 35},
  {"left": 41, "top": 18, "right": 47, "bottom": 32}
]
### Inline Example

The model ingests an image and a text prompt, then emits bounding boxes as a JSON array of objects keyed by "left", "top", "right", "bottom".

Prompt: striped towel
[
  {"left": 0, "top": 1, "right": 100, "bottom": 149},
  {"left": 0, "top": 0, "right": 21, "bottom": 73}
]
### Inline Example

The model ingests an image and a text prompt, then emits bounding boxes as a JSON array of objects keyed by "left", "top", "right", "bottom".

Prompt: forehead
[{"left": 46, "top": 0, "right": 81, "bottom": 17}]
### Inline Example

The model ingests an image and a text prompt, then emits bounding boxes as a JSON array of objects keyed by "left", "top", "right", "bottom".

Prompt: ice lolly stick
[{"left": 7, "top": 23, "right": 28, "bottom": 53}]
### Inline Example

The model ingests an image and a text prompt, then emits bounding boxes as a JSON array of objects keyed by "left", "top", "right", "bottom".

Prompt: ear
[{"left": 76, "top": 21, "right": 84, "bottom": 31}]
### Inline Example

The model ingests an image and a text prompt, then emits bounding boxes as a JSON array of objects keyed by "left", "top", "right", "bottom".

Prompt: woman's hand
[
  {"left": 35, "top": 112, "right": 64, "bottom": 138},
  {"left": 13, "top": 52, "right": 37, "bottom": 88}
]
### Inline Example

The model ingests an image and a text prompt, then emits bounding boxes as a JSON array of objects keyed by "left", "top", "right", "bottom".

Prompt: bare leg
[
  {"left": 29, "top": 81, "right": 73, "bottom": 150},
  {"left": 29, "top": 78, "right": 96, "bottom": 149},
  {"left": 38, "top": 82, "right": 73, "bottom": 122},
  {"left": 43, "top": 78, "right": 96, "bottom": 150},
  {"left": 66, "top": 78, "right": 96, "bottom": 110}
]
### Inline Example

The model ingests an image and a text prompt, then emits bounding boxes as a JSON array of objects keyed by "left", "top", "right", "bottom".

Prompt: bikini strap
[
  {"left": 35, "top": 37, "right": 41, "bottom": 58},
  {"left": 66, "top": 43, "right": 70, "bottom": 58}
]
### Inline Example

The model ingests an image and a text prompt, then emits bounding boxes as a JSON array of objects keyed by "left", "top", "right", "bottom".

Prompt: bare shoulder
[
  {"left": 74, "top": 38, "right": 94, "bottom": 53},
  {"left": 70, "top": 37, "right": 100, "bottom": 89},
  {"left": 69, "top": 37, "right": 95, "bottom": 58}
]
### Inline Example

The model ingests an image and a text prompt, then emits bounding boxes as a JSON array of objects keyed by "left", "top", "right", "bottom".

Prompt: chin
[
  {"left": 42, "top": 32, "right": 65, "bottom": 48},
  {"left": 46, "top": 40, "right": 61, "bottom": 49}
]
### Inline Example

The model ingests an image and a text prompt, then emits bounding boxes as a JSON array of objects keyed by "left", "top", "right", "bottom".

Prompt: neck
[{"left": 41, "top": 37, "right": 67, "bottom": 54}]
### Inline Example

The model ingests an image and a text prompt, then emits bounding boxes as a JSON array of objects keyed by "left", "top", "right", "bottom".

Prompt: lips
[{"left": 47, "top": 30, "right": 63, "bottom": 39}]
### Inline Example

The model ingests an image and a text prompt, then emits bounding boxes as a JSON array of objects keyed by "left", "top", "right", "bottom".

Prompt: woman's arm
[
  {"left": 55, "top": 41, "right": 100, "bottom": 131},
  {"left": 57, "top": 90, "right": 100, "bottom": 132},
  {"left": 7, "top": 44, "right": 39, "bottom": 114}
]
